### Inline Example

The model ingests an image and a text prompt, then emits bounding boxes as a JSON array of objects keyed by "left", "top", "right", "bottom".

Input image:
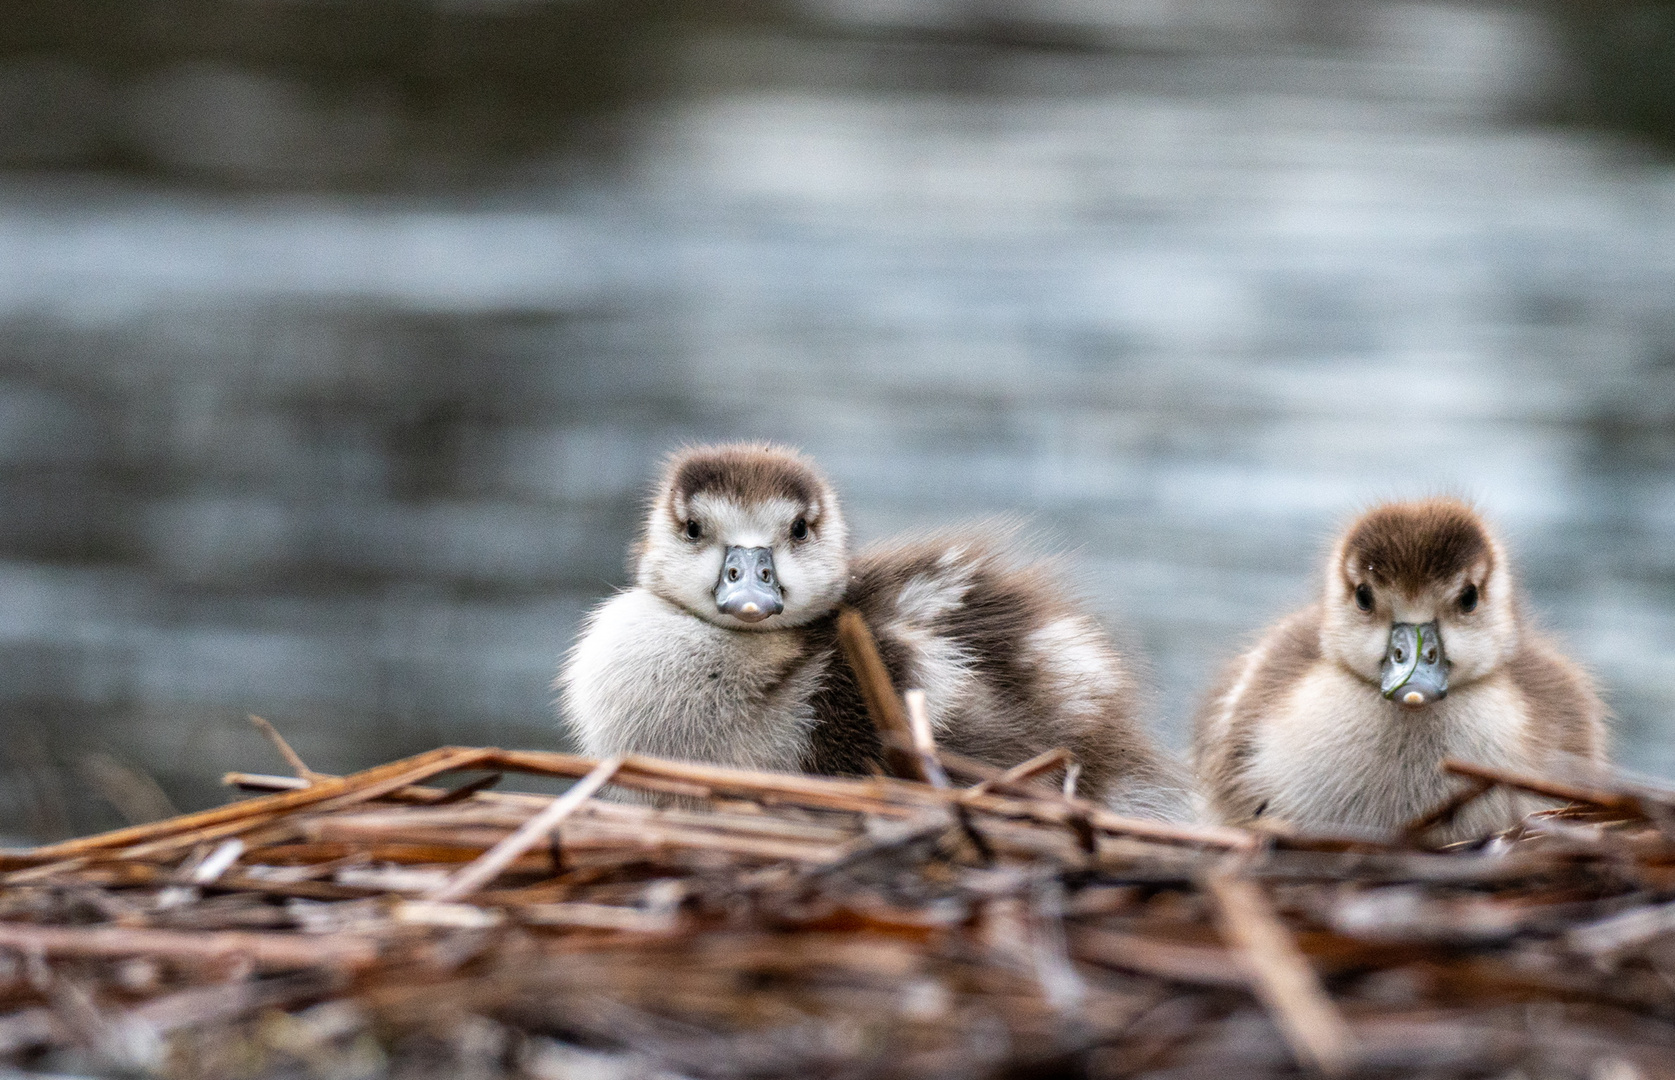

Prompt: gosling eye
[
  {"left": 790, "top": 517, "right": 809, "bottom": 541},
  {"left": 683, "top": 519, "right": 702, "bottom": 541},
  {"left": 1459, "top": 583, "right": 1479, "bottom": 613},
  {"left": 1354, "top": 583, "right": 1374, "bottom": 612}
]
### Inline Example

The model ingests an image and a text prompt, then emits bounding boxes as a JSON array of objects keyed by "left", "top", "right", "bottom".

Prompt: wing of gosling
[
  {"left": 840, "top": 533, "right": 1192, "bottom": 819},
  {"left": 1507, "top": 632, "right": 1609, "bottom": 765},
  {"left": 1189, "top": 606, "right": 1324, "bottom": 824}
]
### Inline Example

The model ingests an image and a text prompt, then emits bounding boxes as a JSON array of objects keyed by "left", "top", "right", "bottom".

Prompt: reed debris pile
[{"left": 3, "top": 728, "right": 1675, "bottom": 1078}]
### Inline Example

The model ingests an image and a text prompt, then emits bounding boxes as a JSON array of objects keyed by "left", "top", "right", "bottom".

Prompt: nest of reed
[{"left": 2, "top": 617, "right": 1674, "bottom": 1080}]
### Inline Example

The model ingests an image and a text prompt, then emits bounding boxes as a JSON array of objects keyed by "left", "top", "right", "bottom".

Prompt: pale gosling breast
[
  {"left": 561, "top": 442, "right": 847, "bottom": 776},
  {"left": 558, "top": 442, "right": 1191, "bottom": 819},
  {"left": 1192, "top": 498, "right": 1605, "bottom": 840}
]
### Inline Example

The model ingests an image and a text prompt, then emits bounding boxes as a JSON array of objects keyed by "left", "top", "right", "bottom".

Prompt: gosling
[
  {"left": 1193, "top": 497, "right": 1605, "bottom": 839},
  {"left": 560, "top": 442, "right": 1190, "bottom": 818}
]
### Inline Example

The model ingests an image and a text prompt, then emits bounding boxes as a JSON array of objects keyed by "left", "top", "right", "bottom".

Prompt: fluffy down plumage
[
  {"left": 561, "top": 443, "right": 1191, "bottom": 820},
  {"left": 1192, "top": 498, "right": 1605, "bottom": 839}
]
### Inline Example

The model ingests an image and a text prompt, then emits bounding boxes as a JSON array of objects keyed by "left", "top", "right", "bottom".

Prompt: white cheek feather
[
  {"left": 1317, "top": 607, "right": 1385, "bottom": 682},
  {"left": 641, "top": 541, "right": 724, "bottom": 615},
  {"left": 1026, "top": 616, "right": 1121, "bottom": 720},
  {"left": 773, "top": 547, "right": 847, "bottom": 624}
]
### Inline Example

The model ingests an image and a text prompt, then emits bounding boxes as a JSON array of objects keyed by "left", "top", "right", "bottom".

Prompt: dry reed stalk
[
  {"left": 486, "top": 748, "right": 1256, "bottom": 849},
  {"left": 1071, "top": 927, "right": 1249, "bottom": 988},
  {"left": 99, "top": 748, "right": 500, "bottom": 867},
  {"left": 226, "top": 771, "right": 553, "bottom": 814},
  {"left": 28, "top": 746, "right": 491, "bottom": 859},
  {"left": 313, "top": 799, "right": 857, "bottom": 846},
  {"left": 428, "top": 756, "right": 623, "bottom": 901},
  {"left": 965, "top": 747, "right": 1075, "bottom": 798},
  {"left": 902, "top": 689, "right": 952, "bottom": 789},
  {"left": 1404, "top": 775, "right": 1497, "bottom": 839},
  {"left": 1442, "top": 757, "right": 1643, "bottom": 814},
  {"left": 835, "top": 606, "right": 932, "bottom": 783},
  {"left": 1206, "top": 868, "right": 1359, "bottom": 1076},
  {"left": 0, "top": 924, "right": 378, "bottom": 971},
  {"left": 12, "top": 736, "right": 1675, "bottom": 1080},
  {"left": 247, "top": 715, "right": 323, "bottom": 782}
]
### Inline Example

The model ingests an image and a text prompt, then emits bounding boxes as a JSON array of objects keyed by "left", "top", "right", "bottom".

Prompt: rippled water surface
[{"left": 3, "top": 1, "right": 1674, "bottom": 837}]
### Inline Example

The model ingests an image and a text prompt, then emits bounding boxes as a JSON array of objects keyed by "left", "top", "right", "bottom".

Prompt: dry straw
[{"left": 1, "top": 620, "right": 1673, "bottom": 1077}]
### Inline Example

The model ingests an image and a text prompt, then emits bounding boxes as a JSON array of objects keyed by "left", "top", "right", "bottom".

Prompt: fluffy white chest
[
  {"left": 559, "top": 589, "right": 822, "bottom": 772},
  {"left": 1246, "top": 664, "right": 1533, "bottom": 832}
]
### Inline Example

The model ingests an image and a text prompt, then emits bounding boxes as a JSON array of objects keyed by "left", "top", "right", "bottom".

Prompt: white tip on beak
[
  {"left": 740, "top": 603, "right": 760, "bottom": 615},
  {"left": 1403, "top": 690, "right": 1424, "bottom": 706}
]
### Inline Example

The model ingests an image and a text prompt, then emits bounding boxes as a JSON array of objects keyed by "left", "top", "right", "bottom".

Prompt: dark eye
[
  {"left": 1459, "top": 583, "right": 1478, "bottom": 613},
  {"left": 1354, "top": 584, "right": 1374, "bottom": 612},
  {"left": 684, "top": 519, "right": 701, "bottom": 541},
  {"left": 790, "top": 517, "right": 808, "bottom": 541}
]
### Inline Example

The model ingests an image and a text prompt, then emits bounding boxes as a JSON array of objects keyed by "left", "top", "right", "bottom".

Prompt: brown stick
[
  {"left": 1071, "top": 928, "right": 1250, "bottom": 988},
  {"left": 902, "top": 689, "right": 951, "bottom": 789},
  {"left": 231, "top": 773, "right": 860, "bottom": 849},
  {"left": 1206, "top": 868, "right": 1358, "bottom": 1076},
  {"left": 835, "top": 606, "right": 931, "bottom": 783},
  {"left": 1403, "top": 776, "right": 1496, "bottom": 841},
  {"left": 1441, "top": 758, "right": 1642, "bottom": 814},
  {"left": 966, "top": 748, "right": 1074, "bottom": 798},
  {"left": 226, "top": 771, "right": 527, "bottom": 808},
  {"left": 0, "top": 923, "right": 378, "bottom": 972},
  {"left": 427, "top": 756, "right": 623, "bottom": 901},
  {"left": 248, "top": 715, "right": 323, "bottom": 782},
  {"left": 226, "top": 772, "right": 311, "bottom": 792},
  {"left": 27, "top": 746, "right": 494, "bottom": 860},
  {"left": 108, "top": 747, "right": 499, "bottom": 866},
  {"left": 484, "top": 748, "right": 1254, "bottom": 849}
]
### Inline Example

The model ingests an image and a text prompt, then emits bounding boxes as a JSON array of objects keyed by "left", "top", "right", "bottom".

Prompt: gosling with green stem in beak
[
  {"left": 559, "top": 442, "right": 1192, "bottom": 818},
  {"left": 1192, "top": 498, "right": 1605, "bottom": 840}
]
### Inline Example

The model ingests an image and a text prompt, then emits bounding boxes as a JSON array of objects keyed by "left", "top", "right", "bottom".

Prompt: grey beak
[
  {"left": 1381, "top": 621, "right": 1448, "bottom": 708},
  {"left": 715, "top": 546, "right": 784, "bottom": 623}
]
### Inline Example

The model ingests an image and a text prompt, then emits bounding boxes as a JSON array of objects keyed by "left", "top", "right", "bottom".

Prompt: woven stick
[
  {"left": 966, "top": 748, "right": 1074, "bottom": 798},
  {"left": 27, "top": 746, "right": 494, "bottom": 860},
  {"left": 1071, "top": 928, "right": 1249, "bottom": 988},
  {"left": 248, "top": 715, "right": 323, "bottom": 782},
  {"left": 835, "top": 607, "right": 931, "bottom": 783},
  {"left": 902, "top": 689, "right": 951, "bottom": 789},
  {"left": 0, "top": 923, "right": 377, "bottom": 972},
  {"left": 1404, "top": 775, "right": 1496, "bottom": 840},
  {"left": 427, "top": 756, "right": 623, "bottom": 901},
  {"left": 1206, "top": 869, "right": 1357, "bottom": 1076},
  {"left": 1442, "top": 758, "right": 1641, "bottom": 813},
  {"left": 484, "top": 748, "right": 1254, "bottom": 849}
]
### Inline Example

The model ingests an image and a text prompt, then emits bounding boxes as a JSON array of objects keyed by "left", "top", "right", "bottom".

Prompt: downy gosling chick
[
  {"left": 560, "top": 442, "right": 1190, "bottom": 819},
  {"left": 1193, "top": 498, "right": 1605, "bottom": 839}
]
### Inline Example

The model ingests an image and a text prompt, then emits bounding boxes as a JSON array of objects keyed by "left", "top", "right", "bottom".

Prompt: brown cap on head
[
  {"left": 1340, "top": 498, "right": 1493, "bottom": 594},
  {"left": 661, "top": 442, "right": 828, "bottom": 513}
]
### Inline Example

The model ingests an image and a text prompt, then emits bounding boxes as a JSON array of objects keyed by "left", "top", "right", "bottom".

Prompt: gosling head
[
  {"left": 1319, "top": 498, "right": 1520, "bottom": 710},
  {"left": 634, "top": 442, "right": 850, "bottom": 631}
]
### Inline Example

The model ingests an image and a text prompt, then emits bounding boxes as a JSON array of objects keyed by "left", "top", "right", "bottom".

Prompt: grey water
[{"left": 3, "top": 0, "right": 1675, "bottom": 838}]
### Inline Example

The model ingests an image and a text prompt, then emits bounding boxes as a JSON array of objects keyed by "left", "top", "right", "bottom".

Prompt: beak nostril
[{"left": 727, "top": 568, "right": 739, "bottom": 581}]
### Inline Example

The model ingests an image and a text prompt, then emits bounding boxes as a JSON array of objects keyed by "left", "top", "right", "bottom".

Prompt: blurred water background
[{"left": 3, "top": 0, "right": 1675, "bottom": 840}]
